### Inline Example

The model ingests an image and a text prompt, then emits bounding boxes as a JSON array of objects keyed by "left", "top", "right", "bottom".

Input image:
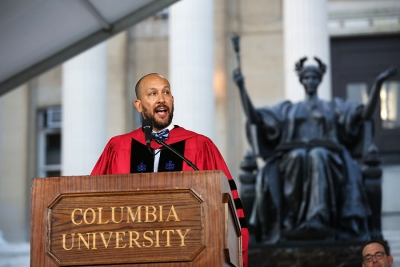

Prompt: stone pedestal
[{"left": 249, "top": 241, "right": 367, "bottom": 267}]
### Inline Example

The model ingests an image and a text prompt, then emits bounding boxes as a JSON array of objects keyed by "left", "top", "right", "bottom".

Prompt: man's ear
[
  {"left": 134, "top": 99, "right": 142, "bottom": 113},
  {"left": 388, "top": 255, "right": 393, "bottom": 266}
]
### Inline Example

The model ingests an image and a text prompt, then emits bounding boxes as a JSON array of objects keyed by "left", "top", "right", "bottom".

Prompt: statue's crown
[{"left": 295, "top": 57, "right": 327, "bottom": 77}]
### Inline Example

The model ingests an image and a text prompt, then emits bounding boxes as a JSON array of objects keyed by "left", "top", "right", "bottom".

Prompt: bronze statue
[{"left": 232, "top": 35, "right": 397, "bottom": 243}]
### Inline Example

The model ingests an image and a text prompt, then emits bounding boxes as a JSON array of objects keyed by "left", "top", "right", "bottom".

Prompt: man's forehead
[
  {"left": 141, "top": 75, "right": 170, "bottom": 89},
  {"left": 363, "top": 243, "right": 384, "bottom": 254}
]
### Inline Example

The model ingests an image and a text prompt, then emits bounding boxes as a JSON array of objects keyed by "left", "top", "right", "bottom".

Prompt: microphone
[{"left": 142, "top": 118, "right": 153, "bottom": 148}]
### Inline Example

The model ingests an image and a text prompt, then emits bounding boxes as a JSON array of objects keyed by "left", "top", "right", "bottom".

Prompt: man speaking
[{"left": 91, "top": 73, "right": 249, "bottom": 266}]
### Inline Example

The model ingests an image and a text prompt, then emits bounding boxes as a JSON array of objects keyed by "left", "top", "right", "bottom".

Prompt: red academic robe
[{"left": 91, "top": 126, "right": 249, "bottom": 266}]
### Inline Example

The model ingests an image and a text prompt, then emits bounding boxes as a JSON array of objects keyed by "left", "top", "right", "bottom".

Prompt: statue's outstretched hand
[
  {"left": 362, "top": 65, "right": 398, "bottom": 120},
  {"left": 233, "top": 67, "right": 245, "bottom": 88},
  {"left": 377, "top": 65, "right": 397, "bottom": 81}
]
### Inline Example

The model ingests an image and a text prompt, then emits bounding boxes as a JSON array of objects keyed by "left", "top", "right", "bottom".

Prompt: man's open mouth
[{"left": 155, "top": 106, "right": 168, "bottom": 116}]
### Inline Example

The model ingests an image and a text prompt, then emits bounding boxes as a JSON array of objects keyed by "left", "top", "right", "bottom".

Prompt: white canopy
[{"left": 0, "top": 0, "right": 180, "bottom": 96}]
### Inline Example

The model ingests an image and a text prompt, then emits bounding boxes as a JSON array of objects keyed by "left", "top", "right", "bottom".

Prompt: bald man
[{"left": 92, "top": 73, "right": 249, "bottom": 266}]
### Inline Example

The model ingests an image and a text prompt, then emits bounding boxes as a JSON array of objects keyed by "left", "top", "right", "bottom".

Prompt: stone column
[
  {"left": 0, "top": 85, "right": 29, "bottom": 242},
  {"left": 0, "top": 97, "right": 2, "bottom": 181},
  {"left": 283, "top": 0, "right": 331, "bottom": 102},
  {"left": 169, "top": 0, "right": 215, "bottom": 140},
  {"left": 62, "top": 43, "right": 107, "bottom": 175}
]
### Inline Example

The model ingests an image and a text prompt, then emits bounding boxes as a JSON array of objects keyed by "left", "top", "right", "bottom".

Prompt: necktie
[{"left": 152, "top": 129, "right": 169, "bottom": 141}]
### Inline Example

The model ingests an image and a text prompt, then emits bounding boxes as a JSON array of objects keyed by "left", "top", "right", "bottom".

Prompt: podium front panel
[
  {"left": 47, "top": 190, "right": 204, "bottom": 265},
  {"left": 31, "top": 171, "right": 242, "bottom": 266}
]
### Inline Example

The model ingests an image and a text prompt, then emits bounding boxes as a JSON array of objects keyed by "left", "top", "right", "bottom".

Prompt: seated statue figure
[{"left": 233, "top": 57, "right": 397, "bottom": 243}]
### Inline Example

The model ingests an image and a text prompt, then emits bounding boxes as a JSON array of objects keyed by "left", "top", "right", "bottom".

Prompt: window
[
  {"left": 346, "top": 81, "right": 400, "bottom": 129},
  {"left": 331, "top": 35, "right": 400, "bottom": 156},
  {"left": 38, "top": 107, "right": 61, "bottom": 177},
  {"left": 380, "top": 81, "right": 400, "bottom": 129}
]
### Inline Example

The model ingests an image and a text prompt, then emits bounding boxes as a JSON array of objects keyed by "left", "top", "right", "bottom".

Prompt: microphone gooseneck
[
  {"left": 142, "top": 118, "right": 153, "bottom": 149},
  {"left": 152, "top": 136, "right": 199, "bottom": 171}
]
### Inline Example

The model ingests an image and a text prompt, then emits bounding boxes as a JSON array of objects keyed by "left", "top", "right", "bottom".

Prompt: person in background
[{"left": 362, "top": 239, "right": 393, "bottom": 267}]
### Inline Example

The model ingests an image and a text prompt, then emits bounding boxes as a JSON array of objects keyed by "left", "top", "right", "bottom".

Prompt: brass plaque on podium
[{"left": 46, "top": 189, "right": 204, "bottom": 266}]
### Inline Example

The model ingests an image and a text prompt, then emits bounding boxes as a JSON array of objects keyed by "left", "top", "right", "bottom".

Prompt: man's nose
[{"left": 156, "top": 93, "right": 165, "bottom": 103}]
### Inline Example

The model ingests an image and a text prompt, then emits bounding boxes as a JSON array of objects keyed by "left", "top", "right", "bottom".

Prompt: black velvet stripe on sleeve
[
  {"left": 234, "top": 198, "right": 244, "bottom": 209},
  {"left": 228, "top": 180, "right": 247, "bottom": 229},
  {"left": 233, "top": 197, "right": 247, "bottom": 229},
  {"left": 228, "top": 180, "right": 237, "bottom": 191},
  {"left": 239, "top": 218, "right": 248, "bottom": 228}
]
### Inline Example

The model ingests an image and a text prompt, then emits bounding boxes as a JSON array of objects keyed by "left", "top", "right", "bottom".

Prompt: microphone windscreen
[{"left": 142, "top": 118, "right": 152, "bottom": 132}]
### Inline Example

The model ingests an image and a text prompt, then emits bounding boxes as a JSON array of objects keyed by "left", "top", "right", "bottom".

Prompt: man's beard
[{"left": 142, "top": 103, "right": 174, "bottom": 130}]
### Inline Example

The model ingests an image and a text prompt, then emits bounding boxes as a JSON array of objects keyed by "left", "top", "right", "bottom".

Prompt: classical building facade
[{"left": 1, "top": 1, "right": 399, "bottom": 263}]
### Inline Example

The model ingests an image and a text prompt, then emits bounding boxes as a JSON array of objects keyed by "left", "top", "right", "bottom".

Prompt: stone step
[{"left": 0, "top": 232, "right": 29, "bottom": 267}]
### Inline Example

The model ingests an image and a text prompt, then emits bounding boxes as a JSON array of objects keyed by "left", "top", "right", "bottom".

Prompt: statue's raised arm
[
  {"left": 231, "top": 34, "right": 260, "bottom": 125},
  {"left": 362, "top": 66, "right": 398, "bottom": 120}
]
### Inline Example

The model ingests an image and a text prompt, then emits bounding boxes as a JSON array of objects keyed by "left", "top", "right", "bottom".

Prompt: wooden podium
[{"left": 31, "top": 170, "right": 242, "bottom": 266}]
